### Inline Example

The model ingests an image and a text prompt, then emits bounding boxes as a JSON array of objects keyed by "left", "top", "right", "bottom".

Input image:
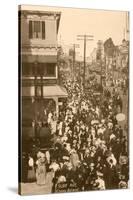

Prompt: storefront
[{"left": 22, "top": 85, "right": 68, "bottom": 141}]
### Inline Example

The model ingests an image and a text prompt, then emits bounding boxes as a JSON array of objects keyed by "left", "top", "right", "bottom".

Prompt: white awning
[
  {"left": 43, "top": 85, "right": 68, "bottom": 98},
  {"left": 22, "top": 85, "right": 68, "bottom": 98},
  {"left": 22, "top": 86, "right": 35, "bottom": 96}
]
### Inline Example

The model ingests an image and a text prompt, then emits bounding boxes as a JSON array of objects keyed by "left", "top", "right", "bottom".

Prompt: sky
[
  {"left": 21, "top": 5, "right": 129, "bottom": 59},
  {"left": 57, "top": 7, "right": 128, "bottom": 59}
]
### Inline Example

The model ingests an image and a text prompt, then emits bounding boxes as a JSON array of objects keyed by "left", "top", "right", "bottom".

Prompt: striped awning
[{"left": 22, "top": 55, "right": 57, "bottom": 63}]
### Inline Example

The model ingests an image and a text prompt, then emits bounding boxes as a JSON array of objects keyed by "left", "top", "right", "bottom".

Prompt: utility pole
[
  {"left": 70, "top": 43, "right": 80, "bottom": 80},
  {"left": 73, "top": 44, "right": 76, "bottom": 80},
  {"left": 77, "top": 34, "right": 93, "bottom": 90}
]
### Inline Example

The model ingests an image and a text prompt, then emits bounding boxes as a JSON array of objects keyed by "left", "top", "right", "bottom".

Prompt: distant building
[
  {"left": 119, "top": 39, "right": 129, "bottom": 69},
  {"left": 103, "top": 37, "right": 129, "bottom": 81},
  {"left": 96, "top": 40, "right": 104, "bottom": 62},
  {"left": 90, "top": 48, "right": 97, "bottom": 63}
]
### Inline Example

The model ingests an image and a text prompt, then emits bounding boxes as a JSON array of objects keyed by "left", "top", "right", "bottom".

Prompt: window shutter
[
  {"left": 42, "top": 21, "right": 45, "bottom": 39},
  {"left": 29, "top": 20, "right": 33, "bottom": 39}
]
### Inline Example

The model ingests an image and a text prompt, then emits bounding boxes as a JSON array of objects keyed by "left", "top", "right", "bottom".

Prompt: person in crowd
[
  {"left": 93, "top": 171, "right": 105, "bottom": 190},
  {"left": 36, "top": 151, "right": 47, "bottom": 185},
  {"left": 22, "top": 152, "right": 29, "bottom": 183},
  {"left": 27, "top": 154, "right": 36, "bottom": 183}
]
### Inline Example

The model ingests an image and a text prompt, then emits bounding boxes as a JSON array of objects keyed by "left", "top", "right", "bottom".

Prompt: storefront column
[{"left": 52, "top": 97, "right": 59, "bottom": 118}]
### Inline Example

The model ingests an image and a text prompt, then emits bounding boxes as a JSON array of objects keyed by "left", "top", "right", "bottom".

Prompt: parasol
[{"left": 116, "top": 113, "right": 126, "bottom": 122}]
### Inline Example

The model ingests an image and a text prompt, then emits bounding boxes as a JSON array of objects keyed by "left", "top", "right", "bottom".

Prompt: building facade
[{"left": 19, "top": 7, "right": 67, "bottom": 140}]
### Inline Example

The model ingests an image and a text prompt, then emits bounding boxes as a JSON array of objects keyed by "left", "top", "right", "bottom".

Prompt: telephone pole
[
  {"left": 77, "top": 34, "right": 93, "bottom": 90},
  {"left": 73, "top": 44, "right": 76, "bottom": 80},
  {"left": 71, "top": 43, "right": 80, "bottom": 80}
]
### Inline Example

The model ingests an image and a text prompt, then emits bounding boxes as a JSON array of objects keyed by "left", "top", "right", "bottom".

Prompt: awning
[
  {"left": 43, "top": 85, "right": 68, "bottom": 98},
  {"left": 22, "top": 86, "right": 35, "bottom": 96},
  {"left": 22, "top": 55, "right": 57, "bottom": 63},
  {"left": 22, "top": 85, "right": 68, "bottom": 98}
]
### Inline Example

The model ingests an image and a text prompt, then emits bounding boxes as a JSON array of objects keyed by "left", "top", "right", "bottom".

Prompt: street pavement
[{"left": 20, "top": 172, "right": 53, "bottom": 195}]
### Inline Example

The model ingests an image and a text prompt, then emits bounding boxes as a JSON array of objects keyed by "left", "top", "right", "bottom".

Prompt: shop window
[
  {"left": 22, "top": 63, "right": 35, "bottom": 76},
  {"left": 22, "top": 98, "right": 34, "bottom": 121},
  {"left": 22, "top": 63, "right": 56, "bottom": 77},
  {"left": 36, "top": 63, "right": 56, "bottom": 77},
  {"left": 46, "top": 64, "right": 56, "bottom": 76}
]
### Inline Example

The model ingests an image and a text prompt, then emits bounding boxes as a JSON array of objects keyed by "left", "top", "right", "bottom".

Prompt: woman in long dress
[
  {"left": 70, "top": 149, "right": 80, "bottom": 171},
  {"left": 36, "top": 152, "right": 47, "bottom": 185},
  {"left": 27, "top": 155, "right": 36, "bottom": 182}
]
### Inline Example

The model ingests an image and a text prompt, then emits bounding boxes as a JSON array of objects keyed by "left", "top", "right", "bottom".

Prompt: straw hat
[
  {"left": 97, "top": 171, "right": 103, "bottom": 177},
  {"left": 70, "top": 149, "right": 76, "bottom": 154},
  {"left": 90, "top": 163, "right": 95, "bottom": 167},
  {"left": 37, "top": 151, "right": 42, "bottom": 158},
  {"left": 101, "top": 119, "right": 105, "bottom": 124},
  {"left": 98, "top": 124, "right": 102, "bottom": 128},
  {"left": 63, "top": 156, "right": 69, "bottom": 161}
]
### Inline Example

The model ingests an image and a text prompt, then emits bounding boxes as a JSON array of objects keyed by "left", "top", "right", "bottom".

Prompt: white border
[{"left": 0, "top": 0, "right": 133, "bottom": 200}]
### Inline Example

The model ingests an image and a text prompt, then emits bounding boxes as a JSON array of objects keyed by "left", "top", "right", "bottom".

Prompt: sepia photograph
[{"left": 19, "top": 4, "right": 129, "bottom": 195}]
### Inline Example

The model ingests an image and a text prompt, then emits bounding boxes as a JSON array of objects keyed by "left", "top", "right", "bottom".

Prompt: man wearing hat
[
  {"left": 93, "top": 171, "right": 105, "bottom": 190},
  {"left": 85, "top": 162, "right": 96, "bottom": 190}
]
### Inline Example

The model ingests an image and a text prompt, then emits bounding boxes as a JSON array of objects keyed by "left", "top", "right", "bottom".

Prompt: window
[
  {"left": 22, "top": 63, "right": 35, "bottom": 76},
  {"left": 46, "top": 63, "right": 55, "bottom": 76},
  {"left": 29, "top": 21, "right": 45, "bottom": 39},
  {"left": 22, "top": 63, "right": 56, "bottom": 78},
  {"left": 36, "top": 63, "right": 56, "bottom": 77},
  {"left": 34, "top": 21, "right": 41, "bottom": 38},
  {"left": 36, "top": 64, "right": 43, "bottom": 76},
  {"left": 22, "top": 98, "right": 33, "bottom": 121}
]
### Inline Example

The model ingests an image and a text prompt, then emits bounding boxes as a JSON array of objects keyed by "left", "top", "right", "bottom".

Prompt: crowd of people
[{"left": 22, "top": 77, "right": 129, "bottom": 192}]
